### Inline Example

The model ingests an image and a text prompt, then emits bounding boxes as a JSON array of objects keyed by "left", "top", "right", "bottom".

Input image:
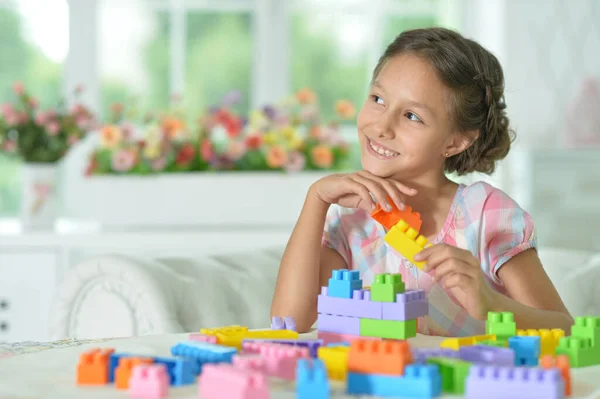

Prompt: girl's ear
[{"left": 444, "top": 129, "right": 479, "bottom": 156}]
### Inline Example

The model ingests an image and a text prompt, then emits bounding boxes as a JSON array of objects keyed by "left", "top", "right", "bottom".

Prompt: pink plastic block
[
  {"left": 317, "top": 330, "right": 381, "bottom": 345},
  {"left": 199, "top": 363, "right": 269, "bottom": 399},
  {"left": 128, "top": 364, "right": 169, "bottom": 399},
  {"left": 188, "top": 333, "right": 217, "bottom": 344},
  {"left": 317, "top": 286, "right": 383, "bottom": 319},
  {"left": 240, "top": 342, "right": 309, "bottom": 380},
  {"left": 381, "top": 289, "right": 429, "bottom": 321}
]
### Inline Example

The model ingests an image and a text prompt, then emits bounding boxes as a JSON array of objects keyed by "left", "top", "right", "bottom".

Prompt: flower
[
  {"left": 162, "top": 117, "right": 186, "bottom": 139},
  {"left": 311, "top": 144, "right": 333, "bottom": 168},
  {"left": 46, "top": 122, "right": 61, "bottom": 136},
  {"left": 200, "top": 139, "right": 215, "bottom": 161},
  {"left": 176, "top": 143, "right": 196, "bottom": 166},
  {"left": 244, "top": 134, "right": 262, "bottom": 150},
  {"left": 29, "top": 97, "right": 39, "bottom": 109},
  {"left": 266, "top": 145, "right": 288, "bottom": 168},
  {"left": 226, "top": 140, "right": 246, "bottom": 161},
  {"left": 101, "top": 125, "right": 122, "bottom": 148},
  {"left": 284, "top": 151, "right": 306, "bottom": 172},
  {"left": 143, "top": 140, "right": 162, "bottom": 160},
  {"left": 296, "top": 88, "right": 317, "bottom": 104},
  {"left": 111, "top": 149, "right": 137, "bottom": 172},
  {"left": 335, "top": 99, "right": 356, "bottom": 119},
  {"left": 151, "top": 157, "right": 167, "bottom": 171},
  {"left": 12, "top": 82, "right": 24, "bottom": 95},
  {"left": 224, "top": 117, "right": 242, "bottom": 138},
  {"left": 262, "top": 131, "right": 278, "bottom": 145}
]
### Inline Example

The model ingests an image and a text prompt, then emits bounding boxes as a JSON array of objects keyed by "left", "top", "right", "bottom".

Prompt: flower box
[{"left": 65, "top": 172, "right": 330, "bottom": 228}]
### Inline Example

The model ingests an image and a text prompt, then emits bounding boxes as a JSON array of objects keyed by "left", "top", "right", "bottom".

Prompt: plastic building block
[
  {"left": 371, "top": 198, "right": 422, "bottom": 231},
  {"left": 115, "top": 357, "right": 153, "bottom": 390},
  {"left": 465, "top": 365, "right": 564, "bottom": 399},
  {"left": 571, "top": 316, "right": 600, "bottom": 346},
  {"left": 508, "top": 336, "right": 541, "bottom": 366},
  {"left": 371, "top": 273, "right": 405, "bottom": 302},
  {"left": 270, "top": 316, "right": 296, "bottom": 331},
  {"left": 327, "top": 269, "right": 363, "bottom": 298},
  {"left": 317, "top": 330, "right": 380, "bottom": 345},
  {"left": 77, "top": 348, "right": 115, "bottom": 385},
  {"left": 296, "top": 358, "right": 329, "bottom": 399},
  {"left": 477, "top": 339, "right": 507, "bottom": 348},
  {"left": 240, "top": 342, "right": 309, "bottom": 380},
  {"left": 317, "top": 287, "right": 382, "bottom": 319},
  {"left": 486, "top": 312, "right": 517, "bottom": 340},
  {"left": 412, "top": 348, "right": 459, "bottom": 364},
  {"left": 381, "top": 289, "right": 428, "bottom": 321},
  {"left": 171, "top": 340, "right": 237, "bottom": 373},
  {"left": 152, "top": 356, "right": 196, "bottom": 386},
  {"left": 517, "top": 329, "right": 564, "bottom": 356},
  {"left": 188, "top": 333, "right": 217, "bottom": 344},
  {"left": 540, "top": 354, "right": 572, "bottom": 396},
  {"left": 359, "top": 318, "right": 417, "bottom": 340},
  {"left": 384, "top": 219, "right": 429, "bottom": 269},
  {"left": 347, "top": 364, "right": 441, "bottom": 399},
  {"left": 555, "top": 336, "right": 600, "bottom": 368},
  {"left": 242, "top": 338, "right": 322, "bottom": 358},
  {"left": 199, "top": 325, "right": 298, "bottom": 349},
  {"left": 440, "top": 334, "right": 496, "bottom": 350},
  {"left": 348, "top": 339, "right": 412, "bottom": 375},
  {"left": 129, "top": 364, "right": 169, "bottom": 399},
  {"left": 317, "top": 345, "right": 349, "bottom": 381},
  {"left": 109, "top": 353, "right": 130, "bottom": 382},
  {"left": 326, "top": 342, "right": 350, "bottom": 347},
  {"left": 317, "top": 313, "right": 360, "bottom": 335},
  {"left": 427, "top": 357, "right": 471, "bottom": 394},
  {"left": 198, "top": 363, "right": 269, "bottom": 399},
  {"left": 458, "top": 345, "right": 515, "bottom": 367}
]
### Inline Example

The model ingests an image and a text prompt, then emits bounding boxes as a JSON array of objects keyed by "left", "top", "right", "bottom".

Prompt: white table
[{"left": 0, "top": 331, "right": 599, "bottom": 399}]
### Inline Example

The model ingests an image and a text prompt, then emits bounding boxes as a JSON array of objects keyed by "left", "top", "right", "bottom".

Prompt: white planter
[
  {"left": 64, "top": 172, "right": 330, "bottom": 229},
  {"left": 20, "top": 163, "right": 59, "bottom": 229}
]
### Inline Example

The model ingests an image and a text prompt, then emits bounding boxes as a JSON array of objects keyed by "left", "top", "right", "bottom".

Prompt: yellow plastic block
[
  {"left": 384, "top": 219, "right": 429, "bottom": 269},
  {"left": 317, "top": 346, "right": 349, "bottom": 381},
  {"left": 440, "top": 335, "right": 496, "bottom": 350},
  {"left": 517, "top": 328, "right": 565, "bottom": 356},
  {"left": 199, "top": 325, "right": 298, "bottom": 349}
]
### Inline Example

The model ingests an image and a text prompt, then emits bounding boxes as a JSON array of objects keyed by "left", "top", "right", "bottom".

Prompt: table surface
[{"left": 0, "top": 330, "right": 599, "bottom": 399}]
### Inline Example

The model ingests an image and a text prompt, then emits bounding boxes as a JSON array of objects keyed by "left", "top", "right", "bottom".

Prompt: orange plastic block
[
  {"left": 440, "top": 335, "right": 496, "bottom": 351},
  {"left": 540, "top": 354, "right": 571, "bottom": 396},
  {"left": 76, "top": 348, "right": 115, "bottom": 385},
  {"left": 517, "top": 329, "right": 565, "bottom": 356},
  {"left": 371, "top": 198, "right": 422, "bottom": 231},
  {"left": 348, "top": 339, "right": 412, "bottom": 376},
  {"left": 384, "top": 219, "right": 429, "bottom": 269},
  {"left": 115, "top": 357, "right": 154, "bottom": 390}
]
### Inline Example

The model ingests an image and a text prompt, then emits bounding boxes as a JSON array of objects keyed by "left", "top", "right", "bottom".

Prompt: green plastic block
[
  {"left": 427, "top": 357, "right": 471, "bottom": 394},
  {"left": 370, "top": 273, "right": 405, "bottom": 302},
  {"left": 477, "top": 339, "right": 507, "bottom": 348},
  {"left": 359, "top": 318, "right": 416, "bottom": 339},
  {"left": 571, "top": 316, "right": 600, "bottom": 346},
  {"left": 555, "top": 336, "right": 600, "bottom": 368},
  {"left": 486, "top": 312, "right": 516, "bottom": 339}
]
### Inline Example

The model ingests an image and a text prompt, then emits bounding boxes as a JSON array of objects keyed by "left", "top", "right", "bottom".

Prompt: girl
[{"left": 271, "top": 27, "right": 573, "bottom": 336}]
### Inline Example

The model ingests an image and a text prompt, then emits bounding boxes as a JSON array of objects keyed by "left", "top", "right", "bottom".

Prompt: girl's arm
[
  {"left": 494, "top": 249, "right": 574, "bottom": 332},
  {"left": 270, "top": 187, "right": 347, "bottom": 333}
]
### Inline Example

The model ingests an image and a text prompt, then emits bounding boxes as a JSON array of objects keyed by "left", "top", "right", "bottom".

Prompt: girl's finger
[
  {"left": 350, "top": 175, "right": 392, "bottom": 211},
  {"left": 433, "top": 258, "right": 474, "bottom": 282},
  {"left": 358, "top": 170, "right": 418, "bottom": 197},
  {"left": 442, "top": 272, "right": 474, "bottom": 290},
  {"left": 344, "top": 177, "right": 376, "bottom": 211},
  {"left": 378, "top": 179, "right": 406, "bottom": 210}
]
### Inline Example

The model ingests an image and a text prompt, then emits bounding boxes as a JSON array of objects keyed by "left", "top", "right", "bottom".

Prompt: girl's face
[{"left": 357, "top": 53, "right": 460, "bottom": 180}]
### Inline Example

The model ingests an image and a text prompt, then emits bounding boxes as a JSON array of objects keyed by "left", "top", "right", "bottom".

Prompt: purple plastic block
[
  {"left": 465, "top": 365, "right": 564, "bottom": 399},
  {"left": 459, "top": 345, "right": 515, "bottom": 367},
  {"left": 271, "top": 316, "right": 297, "bottom": 331},
  {"left": 317, "top": 287, "right": 383, "bottom": 319},
  {"left": 412, "top": 348, "right": 459, "bottom": 364},
  {"left": 242, "top": 339, "right": 323, "bottom": 358},
  {"left": 284, "top": 316, "right": 296, "bottom": 331},
  {"left": 317, "top": 313, "right": 360, "bottom": 335},
  {"left": 381, "top": 289, "right": 429, "bottom": 321}
]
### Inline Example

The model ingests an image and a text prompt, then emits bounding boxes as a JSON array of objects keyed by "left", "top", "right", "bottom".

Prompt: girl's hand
[
  {"left": 414, "top": 244, "right": 496, "bottom": 321},
  {"left": 311, "top": 170, "right": 417, "bottom": 213}
]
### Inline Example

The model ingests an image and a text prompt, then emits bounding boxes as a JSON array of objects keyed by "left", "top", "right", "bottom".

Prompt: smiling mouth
[{"left": 367, "top": 138, "right": 400, "bottom": 159}]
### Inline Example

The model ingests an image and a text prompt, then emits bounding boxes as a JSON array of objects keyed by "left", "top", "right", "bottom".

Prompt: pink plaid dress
[{"left": 322, "top": 181, "right": 537, "bottom": 337}]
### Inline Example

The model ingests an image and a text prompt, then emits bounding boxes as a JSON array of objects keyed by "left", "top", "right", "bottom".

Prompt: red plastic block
[
  {"left": 77, "top": 348, "right": 115, "bottom": 385},
  {"left": 129, "top": 364, "right": 169, "bottom": 399},
  {"left": 371, "top": 198, "right": 422, "bottom": 231},
  {"left": 199, "top": 363, "right": 269, "bottom": 399}
]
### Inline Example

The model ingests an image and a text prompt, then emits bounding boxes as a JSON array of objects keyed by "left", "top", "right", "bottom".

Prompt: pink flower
[
  {"left": 35, "top": 111, "right": 50, "bottom": 125},
  {"left": 284, "top": 151, "right": 306, "bottom": 172},
  {"left": 5, "top": 113, "right": 19, "bottom": 126},
  {"left": 120, "top": 122, "right": 134, "bottom": 140},
  {"left": 12, "top": 82, "right": 24, "bottom": 95},
  {"left": 151, "top": 157, "right": 167, "bottom": 171},
  {"left": 1, "top": 103, "right": 13, "bottom": 116},
  {"left": 29, "top": 97, "right": 39, "bottom": 109},
  {"left": 111, "top": 149, "right": 137, "bottom": 172},
  {"left": 46, "top": 122, "right": 61, "bottom": 136},
  {"left": 200, "top": 140, "right": 215, "bottom": 161},
  {"left": 76, "top": 115, "right": 92, "bottom": 130},
  {"left": 226, "top": 140, "right": 246, "bottom": 161}
]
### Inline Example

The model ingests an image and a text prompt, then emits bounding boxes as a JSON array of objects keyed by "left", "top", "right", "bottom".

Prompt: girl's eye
[
  {"left": 405, "top": 112, "right": 422, "bottom": 123},
  {"left": 371, "top": 95, "right": 384, "bottom": 105}
]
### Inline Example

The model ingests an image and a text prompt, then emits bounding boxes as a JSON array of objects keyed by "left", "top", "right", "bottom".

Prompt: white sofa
[{"left": 48, "top": 246, "right": 600, "bottom": 340}]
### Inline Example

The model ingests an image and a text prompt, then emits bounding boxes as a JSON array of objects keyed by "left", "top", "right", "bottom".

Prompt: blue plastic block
[
  {"left": 109, "top": 353, "right": 130, "bottom": 382},
  {"left": 465, "top": 365, "right": 564, "bottom": 399},
  {"left": 296, "top": 358, "right": 330, "bottom": 399},
  {"left": 171, "top": 340, "right": 236, "bottom": 373},
  {"left": 327, "top": 269, "right": 362, "bottom": 298},
  {"left": 347, "top": 364, "right": 441, "bottom": 399},
  {"left": 508, "top": 336, "right": 540, "bottom": 366},
  {"left": 153, "top": 356, "right": 196, "bottom": 386}
]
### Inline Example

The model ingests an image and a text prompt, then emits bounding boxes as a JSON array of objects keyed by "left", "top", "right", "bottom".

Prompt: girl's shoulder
[{"left": 456, "top": 180, "right": 521, "bottom": 210}]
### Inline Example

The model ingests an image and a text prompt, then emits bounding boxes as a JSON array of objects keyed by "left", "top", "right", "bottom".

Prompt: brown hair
[{"left": 373, "top": 27, "right": 514, "bottom": 175}]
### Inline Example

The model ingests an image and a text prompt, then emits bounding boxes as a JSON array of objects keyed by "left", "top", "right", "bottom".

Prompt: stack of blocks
[{"left": 317, "top": 270, "right": 429, "bottom": 340}]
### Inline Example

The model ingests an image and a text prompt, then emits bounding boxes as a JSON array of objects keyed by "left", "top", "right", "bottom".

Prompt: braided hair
[{"left": 373, "top": 27, "right": 514, "bottom": 175}]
